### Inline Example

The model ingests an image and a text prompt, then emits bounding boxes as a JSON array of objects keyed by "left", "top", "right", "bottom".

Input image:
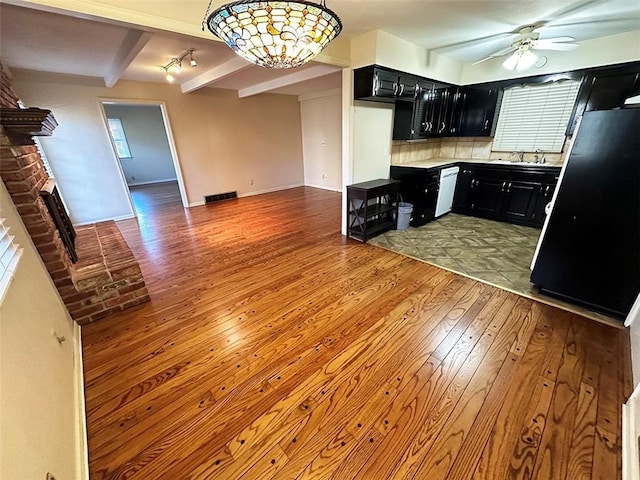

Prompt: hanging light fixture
[
  {"left": 163, "top": 49, "right": 197, "bottom": 82},
  {"left": 503, "top": 45, "right": 539, "bottom": 72},
  {"left": 202, "top": 1, "right": 342, "bottom": 69}
]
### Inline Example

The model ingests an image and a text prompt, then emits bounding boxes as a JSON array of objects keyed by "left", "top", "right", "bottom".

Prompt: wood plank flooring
[{"left": 81, "top": 187, "right": 632, "bottom": 480}]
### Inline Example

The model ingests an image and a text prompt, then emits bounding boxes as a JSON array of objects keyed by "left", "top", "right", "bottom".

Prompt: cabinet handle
[
  {"left": 373, "top": 74, "right": 379, "bottom": 95},
  {"left": 484, "top": 119, "right": 489, "bottom": 130},
  {"left": 501, "top": 181, "right": 506, "bottom": 192},
  {"left": 439, "top": 121, "right": 446, "bottom": 133},
  {"left": 399, "top": 83, "right": 405, "bottom": 96},
  {"left": 393, "top": 83, "right": 398, "bottom": 96},
  {"left": 507, "top": 182, "right": 512, "bottom": 193},
  {"left": 544, "top": 185, "right": 550, "bottom": 196}
]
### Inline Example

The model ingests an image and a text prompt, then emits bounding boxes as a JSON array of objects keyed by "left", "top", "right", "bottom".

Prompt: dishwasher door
[{"left": 435, "top": 166, "right": 459, "bottom": 217}]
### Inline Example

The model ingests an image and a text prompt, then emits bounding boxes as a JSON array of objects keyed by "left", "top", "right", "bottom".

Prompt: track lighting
[{"left": 163, "top": 48, "right": 196, "bottom": 82}]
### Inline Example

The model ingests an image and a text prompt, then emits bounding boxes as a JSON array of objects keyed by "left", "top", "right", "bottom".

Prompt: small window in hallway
[{"left": 107, "top": 117, "right": 132, "bottom": 159}]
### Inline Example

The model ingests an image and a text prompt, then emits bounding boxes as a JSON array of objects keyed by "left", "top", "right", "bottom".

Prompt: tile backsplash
[{"left": 391, "top": 137, "right": 566, "bottom": 166}]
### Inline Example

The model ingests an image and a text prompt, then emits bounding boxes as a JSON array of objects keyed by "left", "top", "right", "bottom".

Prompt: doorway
[{"left": 100, "top": 100, "right": 188, "bottom": 215}]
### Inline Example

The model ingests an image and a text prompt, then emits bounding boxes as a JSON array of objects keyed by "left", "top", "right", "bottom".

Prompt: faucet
[
  {"left": 510, "top": 151, "right": 524, "bottom": 163},
  {"left": 534, "top": 149, "right": 546, "bottom": 164}
]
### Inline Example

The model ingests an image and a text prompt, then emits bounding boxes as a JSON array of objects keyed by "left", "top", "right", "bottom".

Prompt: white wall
[
  {"left": 12, "top": 70, "right": 304, "bottom": 221},
  {"left": 0, "top": 182, "right": 86, "bottom": 480},
  {"left": 625, "top": 293, "right": 640, "bottom": 387},
  {"left": 352, "top": 101, "right": 394, "bottom": 183},
  {"left": 462, "top": 30, "right": 640, "bottom": 85},
  {"left": 300, "top": 90, "right": 342, "bottom": 191},
  {"left": 103, "top": 104, "right": 177, "bottom": 186}
]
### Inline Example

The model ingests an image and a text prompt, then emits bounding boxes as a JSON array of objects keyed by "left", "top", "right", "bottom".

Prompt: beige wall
[
  {"left": 12, "top": 70, "right": 304, "bottom": 222},
  {"left": 352, "top": 101, "right": 394, "bottom": 183},
  {"left": 300, "top": 90, "right": 342, "bottom": 191},
  {"left": 0, "top": 181, "right": 86, "bottom": 480}
]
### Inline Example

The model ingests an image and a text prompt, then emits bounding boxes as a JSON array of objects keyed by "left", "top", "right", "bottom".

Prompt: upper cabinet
[
  {"left": 458, "top": 87, "right": 499, "bottom": 136},
  {"left": 567, "top": 69, "right": 640, "bottom": 134},
  {"left": 353, "top": 65, "right": 419, "bottom": 103}
]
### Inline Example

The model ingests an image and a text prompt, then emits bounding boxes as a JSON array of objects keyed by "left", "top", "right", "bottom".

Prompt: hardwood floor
[
  {"left": 82, "top": 187, "right": 632, "bottom": 480},
  {"left": 129, "top": 181, "right": 182, "bottom": 215}
]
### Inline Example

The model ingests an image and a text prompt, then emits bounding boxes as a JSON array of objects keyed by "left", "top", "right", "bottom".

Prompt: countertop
[{"left": 392, "top": 157, "right": 562, "bottom": 170}]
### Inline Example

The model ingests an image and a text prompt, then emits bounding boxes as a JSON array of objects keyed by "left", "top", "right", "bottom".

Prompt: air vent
[{"left": 204, "top": 191, "right": 238, "bottom": 204}]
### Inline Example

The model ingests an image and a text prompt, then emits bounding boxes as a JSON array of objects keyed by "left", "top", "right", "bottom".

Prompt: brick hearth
[{"left": 0, "top": 62, "right": 149, "bottom": 324}]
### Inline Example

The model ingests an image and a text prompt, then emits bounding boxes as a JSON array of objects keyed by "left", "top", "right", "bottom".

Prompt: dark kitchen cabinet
[
  {"left": 567, "top": 67, "right": 640, "bottom": 134},
  {"left": 452, "top": 167, "right": 473, "bottom": 214},
  {"left": 354, "top": 65, "right": 419, "bottom": 103},
  {"left": 500, "top": 181, "right": 538, "bottom": 223},
  {"left": 417, "top": 85, "right": 463, "bottom": 137},
  {"left": 470, "top": 177, "right": 504, "bottom": 217},
  {"left": 454, "top": 163, "right": 559, "bottom": 227},
  {"left": 390, "top": 165, "right": 440, "bottom": 226},
  {"left": 459, "top": 87, "right": 499, "bottom": 136}
]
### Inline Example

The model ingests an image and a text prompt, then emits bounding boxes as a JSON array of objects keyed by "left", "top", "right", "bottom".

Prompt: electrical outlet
[
  {"left": 321, "top": 141, "right": 326, "bottom": 147},
  {"left": 322, "top": 174, "right": 327, "bottom": 180}
]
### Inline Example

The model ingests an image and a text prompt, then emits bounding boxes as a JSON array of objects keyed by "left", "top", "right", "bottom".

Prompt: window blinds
[
  {"left": 493, "top": 80, "right": 581, "bottom": 153},
  {"left": 0, "top": 216, "right": 23, "bottom": 304}
]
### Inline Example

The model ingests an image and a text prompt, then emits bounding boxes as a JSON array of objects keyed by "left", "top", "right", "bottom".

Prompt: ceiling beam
[
  {"left": 238, "top": 64, "right": 340, "bottom": 98},
  {"left": 181, "top": 57, "right": 252, "bottom": 94},
  {"left": 104, "top": 29, "right": 152, "bottom": 88}
]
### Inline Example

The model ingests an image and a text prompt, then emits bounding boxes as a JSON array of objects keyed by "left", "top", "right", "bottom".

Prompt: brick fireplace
[{"left": 0, "top": 63, "right": 149, "bottom": 324}]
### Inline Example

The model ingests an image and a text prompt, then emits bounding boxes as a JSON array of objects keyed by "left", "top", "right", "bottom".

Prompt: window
[
  {"left": 493, "top": 80, "right": 581, "bottom": 153},
  {"left": 0, "top": 216, "right": 23, "bottom": 304},
  {"left": 107, "top": 117, "right": 132, "bottom": 158}
]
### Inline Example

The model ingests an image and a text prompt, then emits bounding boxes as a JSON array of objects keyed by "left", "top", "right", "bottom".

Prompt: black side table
[{"left": 346, "top": 179, "right": 400, "bottom": 242}]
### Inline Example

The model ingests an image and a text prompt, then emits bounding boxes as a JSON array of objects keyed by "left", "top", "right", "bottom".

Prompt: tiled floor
[{"left": 370, "top": 213, "right": 622, "bottom": 327}]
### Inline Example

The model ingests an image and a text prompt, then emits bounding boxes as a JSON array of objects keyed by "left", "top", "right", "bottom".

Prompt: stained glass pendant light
[{"left": 202, "top": 1, "right": 342, "bottom": 69}]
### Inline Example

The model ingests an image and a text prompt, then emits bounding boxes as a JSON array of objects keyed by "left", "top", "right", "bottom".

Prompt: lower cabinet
[
  {"left": 390, "top": 166, "right": 440, "bottom": 226},
  {"left": 454, "top": 164, "right": 560, "bottom": 227}
]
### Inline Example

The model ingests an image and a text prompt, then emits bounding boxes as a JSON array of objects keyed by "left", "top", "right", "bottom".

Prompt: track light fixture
[{"left": 163, "top": 48, "right": 197, "bottom": 82}]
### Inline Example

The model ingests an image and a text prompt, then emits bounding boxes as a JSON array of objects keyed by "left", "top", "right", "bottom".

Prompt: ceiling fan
[{"left": 473, "top": 25, "right": 579, "bottom": 71}]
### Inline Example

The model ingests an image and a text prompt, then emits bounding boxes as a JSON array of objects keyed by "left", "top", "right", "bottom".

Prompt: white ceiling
[{"left": 0, "top": 1, "right": 638, "bottom": 97}]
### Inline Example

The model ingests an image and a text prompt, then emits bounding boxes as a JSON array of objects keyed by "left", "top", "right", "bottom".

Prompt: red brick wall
[{"left": 0, "top": 62, "right": 149, "bottom": 324}]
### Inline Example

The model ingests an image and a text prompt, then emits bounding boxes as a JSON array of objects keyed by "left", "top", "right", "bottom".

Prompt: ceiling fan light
[
  {"left": 516, "top": 50, "right": 538, "bottom": 71},
  {"left": 502, "top": 52, "right": 520, "bottom": 70}
]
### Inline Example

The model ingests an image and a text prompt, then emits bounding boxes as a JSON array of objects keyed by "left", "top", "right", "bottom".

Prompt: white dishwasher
[{"left": 435, "top": 166, "right": 459, "bottom": 217}]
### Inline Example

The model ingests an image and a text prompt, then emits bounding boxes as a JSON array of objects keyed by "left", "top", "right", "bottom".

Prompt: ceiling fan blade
[
  {"left": 533, "top": 41, "right": 579, "bottom": 51},
  {"left": 539, "top": 36, "right": 576, "bottom": 43},
  {"left": 472, "top": 45, "right": 516, "bottom": 65}
]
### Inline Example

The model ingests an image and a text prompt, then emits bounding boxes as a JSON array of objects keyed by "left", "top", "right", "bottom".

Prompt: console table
[{"left": 346, "top": 179, "right": 400, "bottom": 242}]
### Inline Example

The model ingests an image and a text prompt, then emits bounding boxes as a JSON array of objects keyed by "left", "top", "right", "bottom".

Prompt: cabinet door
[
  {"left": 460, "top": 87, "right": 499, "bottom": 136},
  {"left": 447, "top": 89, "right": 466, "bottom": 136},
  {"left": 531, "top": 183, "right": 554, "bottom": 226},
  {"left": 470, "top": 177, "right": 504, "bottom": 217},
  {"left": 452, "top": 168, "right": 473, "bottom": 213},
  {"left": 501, "top": 181, "right": 539, "bottom": 223},
  {"left": 374, "top": 69, "right": 399, "bottom": 99},
  {"left": 397, "top": 75, "right": 418, "bottom": 101}
]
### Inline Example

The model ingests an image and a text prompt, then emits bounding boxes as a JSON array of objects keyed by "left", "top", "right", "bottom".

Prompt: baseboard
[
  {"left": 189, "top": 183, "right": 325, "bottom": 208},
  {"left": 127, "top": 179, "right": 178, "bottom": 187},
  {"left": 237, "top": 183, "right": 304, "bottom": 198},
  {"left": 304, "top": 183, "right": 342, "bottom": 192},
  {"left": 74, "top": 323, "right": 90, "bottom": 480},
  {"left": 73, "top": 213, "right": 136, "bottom": 227}
]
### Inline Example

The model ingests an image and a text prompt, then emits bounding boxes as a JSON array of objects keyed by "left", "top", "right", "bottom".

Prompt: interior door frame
[{"left": 98, "top": 98, "right": 189, "bottom": 210}]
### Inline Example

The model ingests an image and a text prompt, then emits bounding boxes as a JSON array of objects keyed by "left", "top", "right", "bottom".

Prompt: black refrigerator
[{"left": 530, "top": 108, "right": 640, "bottom": 319}]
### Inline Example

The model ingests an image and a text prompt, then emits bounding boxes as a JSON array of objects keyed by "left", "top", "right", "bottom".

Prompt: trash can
[{"left": 396, "top": 202, "right": 413, "bottom": 230}]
